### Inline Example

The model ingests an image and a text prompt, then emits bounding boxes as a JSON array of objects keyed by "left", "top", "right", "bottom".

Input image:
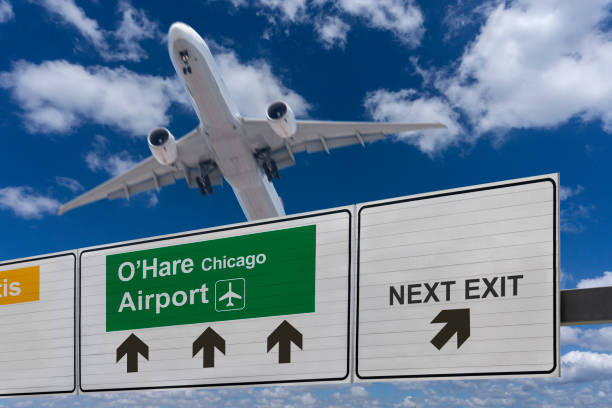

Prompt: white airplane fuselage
[
  {"left": 168, "top": 23, "right": 285, "bottom": 221},
  {"left": 56, "top": 22, "right": 445, "bottom": 218}
]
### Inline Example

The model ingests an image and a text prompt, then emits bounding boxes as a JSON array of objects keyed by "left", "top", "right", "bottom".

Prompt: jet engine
[
  {"left": 266, "top": 101, "right": 296, "bottom": 138},
  {"left": 148, "top": 127, "right": 178, "bottom": 165}
]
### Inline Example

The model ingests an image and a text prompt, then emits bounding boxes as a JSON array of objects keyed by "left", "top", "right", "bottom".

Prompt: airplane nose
[
  {"left": 168, "top": 22, "right": 190, "bottom": 42},
  {"left": 167, "top": 22, "right": 213, "bottom": 59}
]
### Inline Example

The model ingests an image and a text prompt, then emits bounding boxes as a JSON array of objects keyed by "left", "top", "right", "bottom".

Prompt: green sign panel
[{"left": 105, "top": 225, "right": 316, "bottom": 332}]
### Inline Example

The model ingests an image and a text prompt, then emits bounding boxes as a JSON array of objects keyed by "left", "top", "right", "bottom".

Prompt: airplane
[
  {"left": 58, "top": 22, "right": 445, "bottom": 221},
  {"left": 218, "top": 282, "right": 242, "bottom": 308}
]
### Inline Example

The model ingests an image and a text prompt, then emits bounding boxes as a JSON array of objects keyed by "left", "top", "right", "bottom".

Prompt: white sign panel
[
  {"left": 0, "top": 253, "right": 75, "bottom": 396},
  {"left": 356, "top": 175, "right": 559, "bottom": 380},
  {"left": 79, "top": 209, "right": 351, "bottom": 392}
]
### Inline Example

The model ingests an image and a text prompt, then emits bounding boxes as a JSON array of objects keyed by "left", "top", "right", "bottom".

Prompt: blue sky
[{"left": 0, "top": 0, "right": 612, "bottom": 406}]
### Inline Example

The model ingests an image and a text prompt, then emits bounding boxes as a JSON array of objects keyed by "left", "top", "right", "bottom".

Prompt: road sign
[
  {"left": 0, "top": 253, "right": 75, "bottom": 396},
  {"left": 355, "top": 175, "right": 559, "bottom": 380},
  {"left": 79, "top": 209, "right": 351, "bottom": 392}
]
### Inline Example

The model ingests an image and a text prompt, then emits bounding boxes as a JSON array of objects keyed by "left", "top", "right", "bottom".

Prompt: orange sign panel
[{"left": 0, "top": 265, "right": 39, "bottom": 305}]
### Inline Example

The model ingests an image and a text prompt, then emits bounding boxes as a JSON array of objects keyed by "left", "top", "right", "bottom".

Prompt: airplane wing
[
  {"left": 241, "top": 119, "right": 446, "bottom": 170},
  {"left": 58, "top": 127, "right": 221, "bottom": 215}
]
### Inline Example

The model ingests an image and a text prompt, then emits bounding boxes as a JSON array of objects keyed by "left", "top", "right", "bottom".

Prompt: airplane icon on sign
[
  {"left": 218, "top": 282, "right": 242, "bottom": 307},
  {"left": 215, "top": 278, "right": 246, "bottom": 311}
]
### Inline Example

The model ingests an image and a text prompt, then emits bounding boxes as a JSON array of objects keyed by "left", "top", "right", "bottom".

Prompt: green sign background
[{"left": 106, "top": 225, "right": 316, "bottom": 332}]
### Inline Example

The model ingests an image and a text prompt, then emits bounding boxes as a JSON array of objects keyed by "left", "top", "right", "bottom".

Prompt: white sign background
[
  {"left": 356, "top": 175, "right": 559, "bottom": 380},
  {"left": 79, "top": 209, "right": 351, "bottom": 392},
  {"left": 0, "top": 253, "right": 75, "bottom": 396},
  {"left": 0, "top": 174, "right": 563, "bottom": 395}
]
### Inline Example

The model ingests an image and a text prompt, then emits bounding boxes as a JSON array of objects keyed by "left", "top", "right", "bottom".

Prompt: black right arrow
[
  {"left": 192, "top": 327, "right": 226, "bottom": 368},
  {"left": 430, "top": 308, "right": 470, "bottom": 350},
  {"left": 116, "top": 333, "right": 149, "bottom": 373},
  {"left": 267, "top": 320, "right": 302, "bottom": 364}
]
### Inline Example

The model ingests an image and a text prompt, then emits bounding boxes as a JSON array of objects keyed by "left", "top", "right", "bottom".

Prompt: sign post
[
  {"left": 355, "top": 175, "right": 560, "bottom": 380},
  {"left": 79, "top": 209, "right": 351, "bottom": 392}
]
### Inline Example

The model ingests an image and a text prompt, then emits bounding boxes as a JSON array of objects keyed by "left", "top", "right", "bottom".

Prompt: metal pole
[{"left": 561, "top": 287, "right": 612, "bottom": 325}]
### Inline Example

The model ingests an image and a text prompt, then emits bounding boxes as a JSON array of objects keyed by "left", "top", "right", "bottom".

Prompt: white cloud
[
  {"left": 54, "top": 176, "right": 84, "bottom": 193},
  {"left": 315, "top": 16, "right": 350, "bottom": 49},
  {"left": 394, "top": 395, "right": 417, "bottom": 407},
  {"left": 14, "top": 381, "right": 612, "bottom": 407},
  {"left": 260, "top": 387, "right": 290, "bottom": 398},
  {"left": 229, "top": 0, "right": 307, "bottom": 21},
  {"left": 350, "top": 385, "right": 368, "bottom": 397},
  {"left": 85, "top": 135, "right": 140, "bottom": 177},
  {"left": 559, "top": 185, "right": 589, "bottom": 233},
  {"left": 441, "top": 0, "right": 497, "bottom": 42},
  {"left": 36, "top": 0, "right": 106, "bottom": 48},
  {"left": 560, "top": 268, "right": 574, "bottom": 290},
  {"left": 260, "top": 0, "right": 307, "bottom": 21},
  {"left": 364, "top": 89, "right": 463, "bottom": 154},
  {"left": 35, "top": 0, "right": 161, "bottom": 62},
  {"left": 215, "top": 50, "right": 310, "bottom": 118},
  {"left": 560, "top": 185, "right": 584, "bottom": 201},
  {"left": 561, "top": 203, "right": 592, "bottom": 233},
  {"left": 577, "top": 271, "right": 612, "bottom": 289},
  {"left": 0, "top": 60, "right": 186, "bottom": 136},
  {"left": 230, "top": 0, "right": 312, "bottom": 22},
  {"left": 561, "top": 326, "right": 582, "bottom": 345},
  {"left": 336, "top": 0, "right": 424, "bottom": 46},
  {"left": 1, "top": 47, "right": 307, "bottom": 136},
  {"left": 440, "top": 0, "right": 612, "bottom": 134},
  {"left": 562, "top": 326, "right": 612, "bottom": 351},
  {"left": 226, "top": 0, "right": 424, "bottom": 48},
  {"left": 293, "top": 392, "right": 317, "bottom": 405},
  {"left": 0, "top": 0, "right": 14, "bottom": 23},
  {"left": 104, "top": 0, "right": 162, "bottom": 62},
  {"left": 561, "top": 351, "right": 612, "bottom": 383},
  {"left": 0, "top": 186, "right": 60, "bottom": 219},
  {"left": 145, "top": 191, "right": 159, "bottom": 208},
  {"left": 374, "top": 0, "right": 612, "bottom": 154}
]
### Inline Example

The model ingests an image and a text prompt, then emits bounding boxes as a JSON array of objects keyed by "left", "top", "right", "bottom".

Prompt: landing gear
[
  {"left": 195, "top": 160, "right": 216, "bottom": 196},
  {"left": 179, "top": 50, "right": 192, "bottom": 75},
  {"left": 263, "top": 161, "right": 280, "bottom": 181},
  {"left": 179, "top": 50, "right": 189, "bottom": 63},
  {"left": 254, "top": 148, "right": 280, "bottom": 181},
  {"left": 196, "top": 175, "right": 213, "bottom": 197}
]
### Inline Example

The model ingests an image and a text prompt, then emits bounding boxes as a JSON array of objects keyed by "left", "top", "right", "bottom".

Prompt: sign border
[
  {"left": 79, "top": 209, "right": 352, "bottom": 393},
  {"left": 0, "top": 252, "right": 76, "bottom": 396},
  {"left": 355, "top": 177, "right": 558, "bottom": 380}
]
